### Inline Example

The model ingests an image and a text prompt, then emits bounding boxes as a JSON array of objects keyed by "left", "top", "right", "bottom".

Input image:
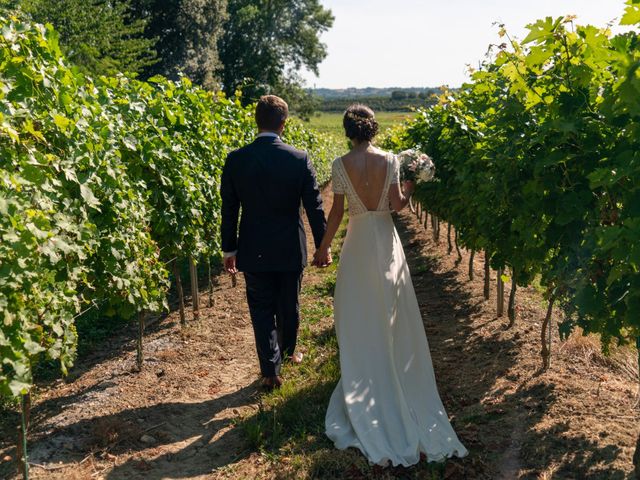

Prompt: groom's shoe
[{"left": 261, "top": 375, "right": 283, "bottom": 392}]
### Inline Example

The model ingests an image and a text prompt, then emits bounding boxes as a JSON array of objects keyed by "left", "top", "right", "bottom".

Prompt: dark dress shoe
[{"left": 261, "top": 375, "right": 283, "bottom": 391}]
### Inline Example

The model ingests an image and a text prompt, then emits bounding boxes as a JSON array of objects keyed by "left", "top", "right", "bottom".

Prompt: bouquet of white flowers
[{"left": 397, "top": 149, "right": 435, "bottom": 183}]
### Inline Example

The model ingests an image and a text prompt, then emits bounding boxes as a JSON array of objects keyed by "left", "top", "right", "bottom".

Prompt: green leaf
[
  {"left": 123, "top": 136, "right": 138, "bottom": 150},
  {"left": 24, "top": 339, "right": 45, "bottom": 355},
  {"left": 9, "top": 379, "right": 31, "bottom": 397},
  {"left": 52, "top": 113, "right": 71, "bottom": 131},
  {"left": 621, "top": 2, "right": 640, "bottom": 25},
  {"left": 80, "top": 184, "right": 101, "bottom": 209},
  {"left": 522, "top": 17, "right": 563, "bottom": 44}
]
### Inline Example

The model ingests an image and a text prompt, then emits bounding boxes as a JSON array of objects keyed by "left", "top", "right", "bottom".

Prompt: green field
[{"left": 305, "top": 111, "right": 415, "bottom": 141}]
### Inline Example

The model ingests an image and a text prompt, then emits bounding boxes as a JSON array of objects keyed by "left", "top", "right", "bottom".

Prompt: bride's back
[{"left": 340, "top": 148, "right": 390, "bottom": 211}]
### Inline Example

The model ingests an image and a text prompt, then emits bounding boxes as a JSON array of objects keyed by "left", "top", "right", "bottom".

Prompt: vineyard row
[{"left": 382, "top": 2, "right": 640, "bottom": 367}]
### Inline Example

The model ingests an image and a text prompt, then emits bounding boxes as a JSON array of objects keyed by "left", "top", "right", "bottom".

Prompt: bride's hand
[
  {"left": 403, "top": 180, "right": 415, "bottom": 195},
  {"left": 313, "top": 247, "right": 332, "bottom": 268}
]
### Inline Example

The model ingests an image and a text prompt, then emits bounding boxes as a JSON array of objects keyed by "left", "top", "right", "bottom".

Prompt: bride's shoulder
[
  {"left": 371, "top": 147, "right": 395, "bottom": 161},
  {"left": 331, "top": 157, "right": 344, "bottom": 176}
]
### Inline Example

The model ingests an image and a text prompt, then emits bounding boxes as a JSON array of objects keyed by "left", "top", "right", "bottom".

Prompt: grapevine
[
  {"left": 0, "top": 14, "right": 338, "bottom": 404},
  {"left": 384, "top": 2, "right": 640, "bottom": 365}
]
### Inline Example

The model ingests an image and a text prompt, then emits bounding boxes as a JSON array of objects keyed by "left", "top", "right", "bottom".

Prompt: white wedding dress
[{"left": 325, "top": 153, "right": 468, "bottom": 467}]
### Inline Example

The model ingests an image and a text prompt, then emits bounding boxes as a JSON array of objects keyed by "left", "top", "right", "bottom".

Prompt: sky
[{"left": 301, "top": 0, "right": 630, "bottom": 89}]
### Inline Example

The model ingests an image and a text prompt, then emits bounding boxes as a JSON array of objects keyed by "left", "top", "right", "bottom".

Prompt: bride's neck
[{"left": 351, "top": 140, "right": 372, "bottom": 151}]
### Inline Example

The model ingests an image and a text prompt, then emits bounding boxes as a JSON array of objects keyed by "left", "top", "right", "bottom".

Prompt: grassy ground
[{"left": 305, "top": 111, "right": 416, "bottom": 142}]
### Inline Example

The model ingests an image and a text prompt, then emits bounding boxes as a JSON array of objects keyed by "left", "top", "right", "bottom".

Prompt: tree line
[
  {"left": 0, "top": 0, "right": 333, "bottom": 113},
  {"left": 318, "top": 95, "right": 438, "bottom": 113}
]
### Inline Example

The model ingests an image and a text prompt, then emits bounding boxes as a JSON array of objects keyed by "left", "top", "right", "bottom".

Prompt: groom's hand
[{"left": 224, "top": 255, "right": 238, "bottom": 274}]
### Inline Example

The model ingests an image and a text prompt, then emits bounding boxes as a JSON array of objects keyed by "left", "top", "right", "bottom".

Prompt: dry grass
[
  {"left": 536, "top": 463, "right": 560, "bottom": 480},
  {"left": 560, "top": 330, "right": 639, "bottom": 383}
]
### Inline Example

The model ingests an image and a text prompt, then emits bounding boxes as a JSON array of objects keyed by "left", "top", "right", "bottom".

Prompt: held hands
[
  {"left": 312, "top": 247, "right": 332, "bottom": 268},
  {"left": 226, "top": 251, "right": 332, "bottom": 271},
  {"left": 403, "top": 180, "right": 416, "bottom": 196}
]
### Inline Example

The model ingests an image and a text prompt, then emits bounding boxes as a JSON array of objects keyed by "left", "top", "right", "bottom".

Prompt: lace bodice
[{"left": 331, "top": 152, "right": 400, "bottom": 217}]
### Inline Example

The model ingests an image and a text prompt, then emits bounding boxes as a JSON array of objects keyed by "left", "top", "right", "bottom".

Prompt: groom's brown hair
[{"left": 256, "top": 95, "right": 289, "bottom": 131}]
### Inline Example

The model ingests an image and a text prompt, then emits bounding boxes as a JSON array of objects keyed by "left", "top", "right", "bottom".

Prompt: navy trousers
[{"left": 244, "top": 271, "right": 303, "bottom": 377}]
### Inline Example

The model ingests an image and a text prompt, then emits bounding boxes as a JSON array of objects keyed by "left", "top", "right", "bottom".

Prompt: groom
[{"left": 220, "top": 95, "right": 327, "bottom": 389}]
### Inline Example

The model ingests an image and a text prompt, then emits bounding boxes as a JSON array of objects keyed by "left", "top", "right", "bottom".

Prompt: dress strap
[{"left": 338, "top": 157, "right": 368, "bottom": 214}]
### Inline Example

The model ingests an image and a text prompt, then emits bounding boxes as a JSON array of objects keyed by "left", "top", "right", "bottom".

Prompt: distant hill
[
  {"left": 310, "top": 87, "right": 442, "bottom": 99},
  {"left": 309, "top": 87, "right": 443, "bottom": 112}
]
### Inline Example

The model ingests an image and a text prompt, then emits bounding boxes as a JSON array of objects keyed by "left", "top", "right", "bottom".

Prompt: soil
[{"left": 1, "top": 187, "right": 638, "bottom": 480}]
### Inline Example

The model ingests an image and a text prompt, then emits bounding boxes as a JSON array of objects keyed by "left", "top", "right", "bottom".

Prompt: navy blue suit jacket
[{"left": 220, "top": 136, "right": 327, "bottom": 272}]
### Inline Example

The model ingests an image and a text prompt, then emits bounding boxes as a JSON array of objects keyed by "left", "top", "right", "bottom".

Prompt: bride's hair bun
[{"left": 343, "top": 104, "right": 379, "bottom": 142}]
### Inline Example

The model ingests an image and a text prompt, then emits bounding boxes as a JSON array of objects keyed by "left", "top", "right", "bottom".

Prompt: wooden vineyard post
[
  {"left": 16, "top": 392, "right": 30, "bottom": 480},
  {"left": 416, "top": 200, "right": 421, "bottom": 219},
  {"left": 172, "top": 259, "right": 186, "bottom": 325},
  {"left": 136, "top": 311, "right": 145, "bottom": 370},
  {"left": 431, "top": 215, "right": 437, "bottom": 241},
  {"left": 423, "top": 210, "right": 428, "bottom": 231},
  {"left": 636, "top": 340, "right": 640, "bottom": 478},
  {"left": 447, "top": 223, "right": 453, "bottom": 255},
  {"left": 454, "top": 229, "right": 463, "bottom": 265},
  {"left": 507, "top": 274, "right": 517, "bottom": 328},
  {"left": 483, "top": 254, "right": 490, "bottom": 300},
  {"left": 496, "top": 268, "right": 505, "bottom": 317},
  {"left": 436, "top": 217, "right": 441, "bottom": 243},
  {"left": 207, "top": 259, "right": 215, "bottom": 308},
  {"left": 432, "top": 217, "right": 437, "bottom": 243},
  {"left": 636, "top": 337, "right": 640, "bottom": 408},
  {"left": 189, "top": 256, "right": 200, "bottom": 321},
  {"left": 541, "top": 293, "right": 556, "bottom": 370},
  {"left": 634, "top": 431, "right": 640, "bottom": 479},
  {"left": 468, "top": 250, "right": 475, "bottom": 281}
]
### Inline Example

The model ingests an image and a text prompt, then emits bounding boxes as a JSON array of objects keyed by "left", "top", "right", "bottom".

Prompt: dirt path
[
  {"left": 1, "top": 190, "right": 639, "bottom": 480},
  {"left": 0, "top": 264, "right": 264, "bottom": 479},
  {"left": 0, "top": 188, "right": 338, "bottom": 480}
]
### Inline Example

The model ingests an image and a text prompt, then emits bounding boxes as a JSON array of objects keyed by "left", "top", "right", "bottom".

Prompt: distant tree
[
  {"left": 0, "top": 0, "right": 19, "bottom": 11},
  {"left": 391, "top": 91, "right": 407, "bottom": 100},
  {"left": 128, "top": 0, "right": 227, "bottom": 88},
  {"left": 20, "top": 0, "right": 157, "bottom": 77},
  {"left": 406, "top": 91, "right": 417, "bottom": 99},
  {"left": 218, "top": 0, "right": 334, "bottom": 105},
  {"left": 276, "top": 74, "right": 321, "bottom": 120}
]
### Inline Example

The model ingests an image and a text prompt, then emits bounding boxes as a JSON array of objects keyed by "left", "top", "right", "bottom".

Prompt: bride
[{"left": 312, "top": 104, "right": 468, "bottom": 467}]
